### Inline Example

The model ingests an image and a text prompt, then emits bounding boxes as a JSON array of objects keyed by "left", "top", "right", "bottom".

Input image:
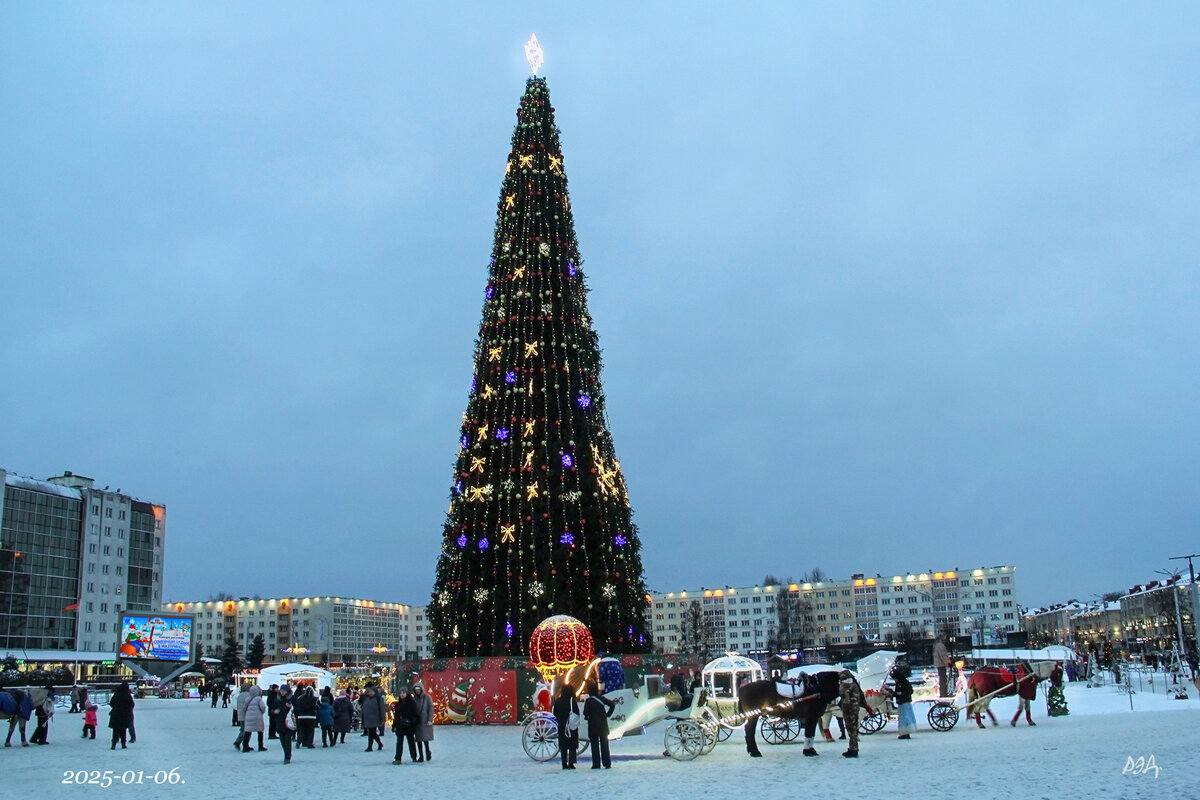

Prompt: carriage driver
[{"left": 837, "top": 670, "right": 871, "bottom": 758}]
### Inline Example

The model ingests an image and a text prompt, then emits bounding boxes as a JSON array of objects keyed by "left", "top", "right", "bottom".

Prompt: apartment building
[
  {"left": 647, "top": 565, "right": 1018, "bottom": 656},
  {"left": 0, "top": 469, "right": 165, "bottom": 663},
  {"left": 163, "top": 595, "right": 432, "bottom": 664}
]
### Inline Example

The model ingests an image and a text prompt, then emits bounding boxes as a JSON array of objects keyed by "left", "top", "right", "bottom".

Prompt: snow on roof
[{"left": 3, "top": 472, "right": 82, "bottom": 500}]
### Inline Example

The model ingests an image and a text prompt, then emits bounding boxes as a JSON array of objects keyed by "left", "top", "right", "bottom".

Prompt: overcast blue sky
[{"left": 2, "top": 2, "right": 1197, "bottom": 611}]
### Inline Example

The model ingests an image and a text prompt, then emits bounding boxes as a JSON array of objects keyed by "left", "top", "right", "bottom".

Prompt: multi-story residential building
[
  {"left": 163, "top": 596, "right": 432, "bottom": 664},
  {"left": 647, "top": 565, "right": 1019, "bottom": 657},
  {"left": 1120, "top": 576, "right": 1196, "bottom": 655},
  {"left": 1021, "top": 601, "right": 1088, "bottom": 646},
  {"left": 0, "top": 469, "right": 166, "bottom": 674},
  {"left": 1071, "top": 602, "right": 1123, "bottom": 650}
]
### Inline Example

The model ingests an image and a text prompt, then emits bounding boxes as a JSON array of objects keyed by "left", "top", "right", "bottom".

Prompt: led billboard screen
[{"left": 118, "top": 614, "right": 193, "bottom": 662}]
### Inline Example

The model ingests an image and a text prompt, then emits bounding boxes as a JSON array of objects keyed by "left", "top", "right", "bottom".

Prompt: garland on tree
[{"left": 428, "top": 72, "right": 651, "bottom": 657}]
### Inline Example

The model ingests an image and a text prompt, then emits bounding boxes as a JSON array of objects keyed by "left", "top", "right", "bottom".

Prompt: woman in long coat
[
  {"left": 332, "top": 690, "right": 354, "bottom": 744},
  {"left": 241, "top": 685, "right": 268, "bottom": 752},
  {"left": 108, "top": 682, "right": 135, "bottom": 750},
  {"left": 413, "top": 683, "right": 434, "bottom": 762}
]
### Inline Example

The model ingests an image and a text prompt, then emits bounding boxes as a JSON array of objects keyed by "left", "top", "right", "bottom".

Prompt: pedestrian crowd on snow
[{"left": 222, "top": 681, "right": 433, "bottom": 765}]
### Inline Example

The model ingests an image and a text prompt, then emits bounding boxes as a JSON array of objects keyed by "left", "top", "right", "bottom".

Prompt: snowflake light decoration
[
  {"left": 479, "top": 538, "right": 490, "bottom": 550},
  {"left": 505, "top": 371, "right": 517, "bottom": 384},
  {"left": 561, "top": 454, "right": 574, "bottom": 468},
  {"left": 560, "top": 531, "right": 575, "bottom": 546},
  {"left": 457, "top": 535, "right": 468, "bottom": 548},
  {"left": 474, "top": 588, "right": 489, "bottom": 603},
  {"left": 577, "top": 395, "right": 591, "bottom": 408},
  {"left": 528, "top": 581, "right": 545, "bottom": 598},
  {"left": 496, "top": 427, "right": 510, "bottom": 440},
  {"left": 614, "top": 534, "right": 627, "bottom": 547},
  {"left": 601, "top": 584, "right": 616, "bottom": 599}
]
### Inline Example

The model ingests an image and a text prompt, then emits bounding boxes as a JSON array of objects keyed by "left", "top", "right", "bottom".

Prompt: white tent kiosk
[{"left": 252, "top": 663, "right": 335, "bottom": 692}]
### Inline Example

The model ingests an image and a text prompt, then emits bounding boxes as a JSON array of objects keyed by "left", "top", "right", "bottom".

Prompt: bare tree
[
  {"left": 767, "top": 577, "right": 810, "bottom": 654},
  {"left": 678, "top": 601, "right": 716, "bottom": 662}
]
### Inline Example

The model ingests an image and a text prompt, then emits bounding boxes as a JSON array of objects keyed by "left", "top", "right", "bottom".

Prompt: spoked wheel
[
  {"left": 927, "top": 702, "right": 959, "bottom": 732},
  {"left": 664, "top": 720, "right": 704, "bottom": 761},
  {"left": 522, "top": 714, "right": 559, "bottom": 762},
  {"left": 759, "top": 715, "right": 800, "bottom": 744},
  {"left": 698, "top": 720, "right": 719, "bottom": 755},
  {"left": 716, "top": 724, "right": 733, "bottom": 742},
  {"left": 858, "top": 711, "right": 886, "bottom": 735}
]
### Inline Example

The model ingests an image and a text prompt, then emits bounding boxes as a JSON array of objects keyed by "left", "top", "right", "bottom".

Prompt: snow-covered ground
[{"left": 6, "top": 679, "right": 1196, "bottom": 799}]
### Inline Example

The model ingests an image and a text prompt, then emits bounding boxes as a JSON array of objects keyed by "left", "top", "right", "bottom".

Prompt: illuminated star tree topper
[{"left": 524, "top": 33, "right": 544, "bottom": 75}]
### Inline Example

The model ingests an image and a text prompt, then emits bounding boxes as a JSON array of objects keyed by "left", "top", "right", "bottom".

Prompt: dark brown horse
[
  {"left": 966, "top": 662, "right": 1054, "bottom": 727},
  {"left": 737, "top": 671, "right": 842, "bottom": 757}
]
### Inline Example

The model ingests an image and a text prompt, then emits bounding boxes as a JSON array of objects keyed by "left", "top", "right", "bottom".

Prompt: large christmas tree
[{"left": 429, "top": 58, "right": 651, "bottom": 658}]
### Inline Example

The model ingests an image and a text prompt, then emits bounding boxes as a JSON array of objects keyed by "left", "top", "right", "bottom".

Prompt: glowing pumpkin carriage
[{"left": 519, "top": 616, "right": 724, "bottom": 762}]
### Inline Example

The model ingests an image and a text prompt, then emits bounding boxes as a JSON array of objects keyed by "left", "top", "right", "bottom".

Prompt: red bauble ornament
[{"left": 528, "top": 614, "right": 594, "bottom": 680}]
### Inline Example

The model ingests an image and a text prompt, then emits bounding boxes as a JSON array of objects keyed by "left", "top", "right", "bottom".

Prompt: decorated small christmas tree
[{"left": 428, "top": 37, "right": 652, "bottom": 657}]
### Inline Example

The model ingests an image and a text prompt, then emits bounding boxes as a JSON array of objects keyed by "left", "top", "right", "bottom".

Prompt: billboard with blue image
[{"left": 118, "top": 613, "right": 193, "bottom": 662}]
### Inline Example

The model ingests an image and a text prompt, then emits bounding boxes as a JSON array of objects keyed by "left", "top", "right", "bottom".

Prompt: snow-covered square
[{"left": 7, "top": 678, "right": 1195, "bottom": 800}]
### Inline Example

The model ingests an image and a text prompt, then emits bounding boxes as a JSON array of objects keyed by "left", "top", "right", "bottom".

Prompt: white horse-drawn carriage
[{"left": 521, "top": 657, "right": 724, "bottom": 762}]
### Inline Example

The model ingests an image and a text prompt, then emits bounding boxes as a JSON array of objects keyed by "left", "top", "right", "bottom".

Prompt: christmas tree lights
[{"left": 428, "top": 55, "right": 651, "bottom": 658}]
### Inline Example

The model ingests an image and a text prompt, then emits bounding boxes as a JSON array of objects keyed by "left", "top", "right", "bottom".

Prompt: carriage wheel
[
  {"left": 698, "top": 719, "right": 719, "bottom": 755},
  {"left": 521, "top": 715, "right": 559, "bottom": 762},
  {"left": 664, "top": 720, "right": 703, "bottom": 761},
  {"left": 927, "top": 702, "right": 959, "bottom": 732},
  {"left": 759, "top": 715, "right": 799, "bottom": 745},
  {"left": 717, "top": 725, "right": 733, "bottom": 742},
  {"left": 858, "top": 711, "right": 886, "bottom": 736}
]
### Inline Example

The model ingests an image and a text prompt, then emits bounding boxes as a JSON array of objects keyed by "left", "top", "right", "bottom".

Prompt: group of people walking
[{"left": 233, "top": 682, "right": 433, "bottom": 765}]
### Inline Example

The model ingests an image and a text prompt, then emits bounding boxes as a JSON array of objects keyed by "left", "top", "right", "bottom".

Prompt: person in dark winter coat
[
  {"left": 390, "top": 687, "right": 419, "bottom": 764},
  {"left": 413, "top": 683, "right": 434, "bottom": 761},
  {"left": 332, "top": 689, "right": 354, "bottom": 744},
  {"left": 317, "top": 695, "right": 335, "bottom": 747},
  {"left": 271, "top": 684, "right": 296, "bottom": 764},
  {"left": 359, "top": 686, "right": 386, "bottom": 752},
  {"left": 266, "top": 685, "right": 280, "bottom": 739},
  {"left": 108, "top": 683, "right": 135, "bottom": 750},
  {"left": 891, "top": 665, "right": 916, "bottom": 739},
  {"left": 292, "top": 686, "right": 319, "bottom": 749},
  {"left": 240, "top": 685, "right": 268, "bottom": 752},
  {"left": 28, "top": 686, "right": 55, "bottom": 745},
  {"left": 582, "top": 682, "right": 616, "bottom": 769},
  {"left": 551, "top": 683, "right": 580, "bottom": 770}
]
